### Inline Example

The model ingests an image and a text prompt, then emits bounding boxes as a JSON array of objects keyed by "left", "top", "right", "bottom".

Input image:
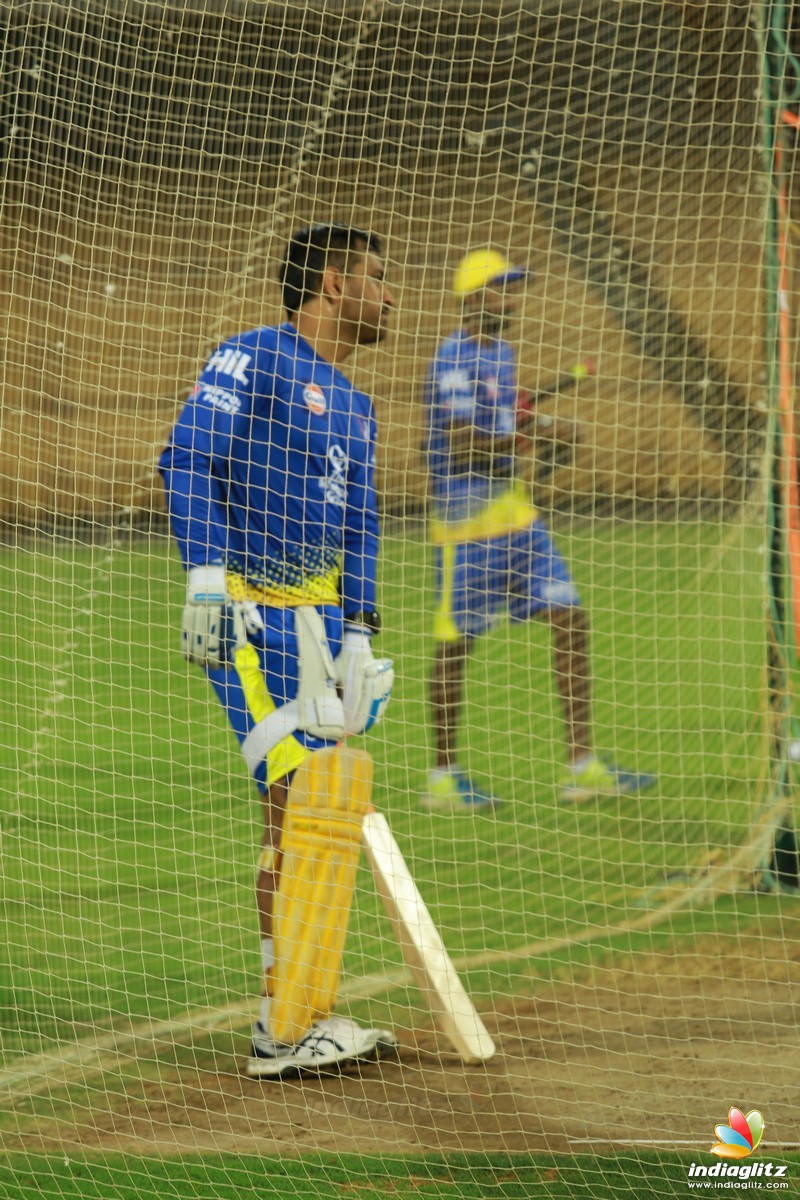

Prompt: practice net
[{"left": 1, "top": 2, "right": 799, "bottom": 1197}]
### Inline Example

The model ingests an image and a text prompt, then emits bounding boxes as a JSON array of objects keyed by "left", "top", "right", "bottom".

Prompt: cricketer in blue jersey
[
  {"left": 423, "top": 248, "right": 656, "bottom": 811},
  {"left": 159, "top": 224, "right": 397, "bottom": 1077}
]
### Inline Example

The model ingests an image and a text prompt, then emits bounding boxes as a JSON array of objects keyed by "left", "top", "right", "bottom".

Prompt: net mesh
[{"left": 1, "top": 2, "right": 798, "bottom": 1196}]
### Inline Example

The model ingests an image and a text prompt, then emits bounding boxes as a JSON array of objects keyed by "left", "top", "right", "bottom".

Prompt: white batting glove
[
  {"left": 182, "top": 565, "right": 231, "bottom": 669},
  {"left": 335, "top": 628, "right": 394, "bottom": 735},
  {"left": 183, "top": 568, "right": 268, "bottom": 668}
]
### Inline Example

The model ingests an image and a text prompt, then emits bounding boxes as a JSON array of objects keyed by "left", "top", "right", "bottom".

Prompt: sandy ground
[{"left": 6, "top": 934, "right": 799, "bottom": 1159}]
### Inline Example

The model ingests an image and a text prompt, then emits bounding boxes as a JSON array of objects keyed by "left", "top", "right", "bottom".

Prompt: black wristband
[{"left": 345, "top": 610, "right": 381, "bottom": 634}]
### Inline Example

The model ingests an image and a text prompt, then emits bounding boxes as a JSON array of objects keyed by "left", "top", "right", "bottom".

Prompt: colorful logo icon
[
  {"left": 711, "top": 1108, "right": 764, "bottom": 1159},
  {"left": 303, "top": 384, "right": 327, "bottom": 415}
]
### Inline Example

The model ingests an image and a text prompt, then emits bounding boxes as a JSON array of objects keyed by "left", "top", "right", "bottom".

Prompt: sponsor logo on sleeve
[
  {"left": 206, "top": 347, "right": 252, "bottom": 385},
  {"left": 197, "top": 385, "right": 242, "bottom": 414}
]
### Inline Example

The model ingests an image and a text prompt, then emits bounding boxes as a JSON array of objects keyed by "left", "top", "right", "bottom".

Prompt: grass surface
[
  {"left": 0, "top": 515, "right": 770, "bottom": 1059},
  {"left": 0, "top": 516, "right": 772, "bottom": 1050},
  {"left": 0, "top": 1152, "right": 798, "bottom": 1200},
  {"left": 0, "top": 513, "right": 790, "bottom": 1196}
]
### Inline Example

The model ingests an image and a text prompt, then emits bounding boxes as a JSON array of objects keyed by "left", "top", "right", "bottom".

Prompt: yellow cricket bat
[{"left": 361, "top": 808, "right": 496, "bottom": 1064}]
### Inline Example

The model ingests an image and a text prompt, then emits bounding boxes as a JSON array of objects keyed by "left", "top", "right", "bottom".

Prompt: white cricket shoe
[{"left": 245, "top": 1016, "right": 398, "bottom": 1079}]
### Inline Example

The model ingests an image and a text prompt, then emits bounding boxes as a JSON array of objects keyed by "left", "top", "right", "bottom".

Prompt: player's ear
[{"left": 320, "top": 263, "right": 345, "bottom": 307}]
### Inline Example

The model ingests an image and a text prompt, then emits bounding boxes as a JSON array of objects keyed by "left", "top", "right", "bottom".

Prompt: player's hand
[
  {"left": 234, "top": 600, "right": 265, "bottom": 645},
  {"left": 182, "top": 565, "right": 233, "bottom": 669},
  {"left": 335, "top": 627, "right": 395, "bottom": 735}
]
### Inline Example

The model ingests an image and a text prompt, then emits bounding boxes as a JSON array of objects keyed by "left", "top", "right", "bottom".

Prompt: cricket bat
[{"left": 361, "top": 808, "right": 496, "bottom": 1064}]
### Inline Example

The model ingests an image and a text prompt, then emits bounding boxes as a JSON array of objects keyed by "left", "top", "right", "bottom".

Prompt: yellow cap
[{"left": 452, "top": 249, "right": 528, "bottom": 297}]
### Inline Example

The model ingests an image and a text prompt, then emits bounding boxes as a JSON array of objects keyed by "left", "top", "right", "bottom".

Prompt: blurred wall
[{"left": 0, "top": 0, "right": 764, "bottom": 527}]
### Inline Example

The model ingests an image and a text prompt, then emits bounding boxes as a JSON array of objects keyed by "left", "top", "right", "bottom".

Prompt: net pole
[{"left": 758, "top": 0, "right": 800, "bottom": 886}]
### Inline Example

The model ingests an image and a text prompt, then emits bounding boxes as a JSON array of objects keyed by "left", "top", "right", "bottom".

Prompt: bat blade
[{"left": 361, "top": 809, "right": 496, "bottom": 1063}]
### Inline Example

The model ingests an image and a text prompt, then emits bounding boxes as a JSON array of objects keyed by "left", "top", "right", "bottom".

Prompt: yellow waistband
[
  {"left": 226, "top": 570, "right": 341, "bottom": 608},
  {"left": 428, "top": 484, "right": 537, "bottom": 545}
]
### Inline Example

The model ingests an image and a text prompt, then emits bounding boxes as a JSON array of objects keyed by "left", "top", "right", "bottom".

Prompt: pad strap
[{"left": 294, "top": 606, "right": 346, "bottom": 739}]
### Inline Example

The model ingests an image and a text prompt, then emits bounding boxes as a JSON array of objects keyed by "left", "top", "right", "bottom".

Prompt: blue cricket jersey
[
  {"left": 425, "top": 329, "right": 536, "bottom": 543},
  {"left": 159, "top": 323, "right": 379, "bottom": 615}
]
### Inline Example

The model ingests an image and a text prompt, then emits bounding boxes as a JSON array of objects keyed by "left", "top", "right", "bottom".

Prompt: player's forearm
[
  {"left": 158, "top": 444, "right": 227, "bottom": 567},
  {"left": 341, "top": 530, "right": 379, "bottom": 617},
  {"left": 341, "top": 460, "right": 380, "bottom": 617}
]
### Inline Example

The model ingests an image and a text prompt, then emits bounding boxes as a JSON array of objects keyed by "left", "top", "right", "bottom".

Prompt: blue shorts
[
  {"left": 205, "top": 604, "right": 343, "bottom": 793},
  {"left": 433, "top": 521, "right": 580, "bottom": 643}
]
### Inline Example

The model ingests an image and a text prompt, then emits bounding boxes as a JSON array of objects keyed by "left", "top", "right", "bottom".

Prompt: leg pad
[{"left": 269, "top": 746, "right": 373, "bottom": 1044}]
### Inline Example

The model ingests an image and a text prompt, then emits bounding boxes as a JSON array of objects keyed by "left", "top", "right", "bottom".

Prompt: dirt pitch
[{"left": 5, "top": 932, "right": 799, "bottom": 1159}]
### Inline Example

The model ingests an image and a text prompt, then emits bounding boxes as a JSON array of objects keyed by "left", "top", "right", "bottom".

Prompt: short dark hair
[{"left": 279, "top": 223, "right": 382, "bottom": 315}]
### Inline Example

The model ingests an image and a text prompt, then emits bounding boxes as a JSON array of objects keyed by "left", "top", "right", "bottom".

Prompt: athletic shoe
[
  {"left": 245, "top": 1016, "right": 398, "bottom": 1079},
  {"left": 420, "top": 769, "right": 501, "bottom": 812},
  {"left": 559, "top": 757, "right": 657, "bottom": 805},
  {"left": 316, "top": 1015, "right": 398, "bottom": 1059}
]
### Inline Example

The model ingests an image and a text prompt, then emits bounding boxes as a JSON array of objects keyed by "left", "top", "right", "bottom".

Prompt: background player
[
  {"left": 159, "top": 223, "right": 397, "bottom": 1076},
  {"left": 423, "top": 248, "right": 656, "bottom": 811}
]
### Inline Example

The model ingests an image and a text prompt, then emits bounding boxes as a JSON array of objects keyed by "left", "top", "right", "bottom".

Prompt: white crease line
[
  {"left": 1, "top": 643, "right": 787, "bottom": 1101},
  {"left": 569, "top": 1139, "right": 705, "bottom": 1146},
  {"left": 0, "top": 834, "right": 748, "bottom": 1104},
  {"left": 0, "top": 966, "right": 411, "bottom": 1099},
  {"left": 569, "top": 1139, "right": 800, "bottom": 1148}
]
